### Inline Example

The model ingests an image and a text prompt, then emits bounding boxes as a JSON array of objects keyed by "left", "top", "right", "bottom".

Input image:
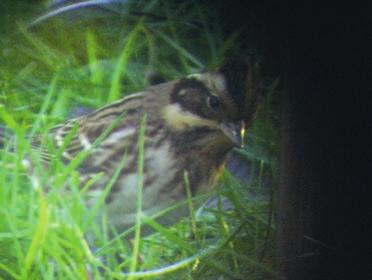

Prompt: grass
[{"left": 0, "top": 1, "right": 280, "bottom": 279}]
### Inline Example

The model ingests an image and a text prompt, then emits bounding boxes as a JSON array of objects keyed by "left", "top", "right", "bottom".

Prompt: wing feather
[{"left": 30, "top": 91, "right": 149, "bottom": 166}]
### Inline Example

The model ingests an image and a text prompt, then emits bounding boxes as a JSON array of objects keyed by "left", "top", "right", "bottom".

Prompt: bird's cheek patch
[{"left": 162, "top": 104, "right": 218, "bottom": 130}]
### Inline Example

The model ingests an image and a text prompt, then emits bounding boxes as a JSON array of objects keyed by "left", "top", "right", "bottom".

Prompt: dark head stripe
[
  {"left": 218, "top": 59, "right": 251, "bottom": 112},
  {"left": 170, "top": 77, "right": 210, "bottom": 103}
]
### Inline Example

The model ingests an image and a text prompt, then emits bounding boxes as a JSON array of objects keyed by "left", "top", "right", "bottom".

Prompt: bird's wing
[{"left": 30, "top": 91, "right": 149, "bottom": 166}]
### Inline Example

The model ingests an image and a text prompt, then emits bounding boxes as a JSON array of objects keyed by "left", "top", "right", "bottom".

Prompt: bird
[{"left": 2, "top": 59, "right": 258, "bottom": 234}]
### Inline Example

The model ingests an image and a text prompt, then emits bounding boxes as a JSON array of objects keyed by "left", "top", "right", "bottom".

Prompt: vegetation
[{"left": 0, "top": 1, "right": 280, "bottom": 279}]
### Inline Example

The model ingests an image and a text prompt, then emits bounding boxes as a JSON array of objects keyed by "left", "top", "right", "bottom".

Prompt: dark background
[
  {"left": 1, "top": 1, "right": 370, "bottom": 279},
  {"left": 217, "top": 1, "right": 369, "bottom": 279},
  {"left": 200, "top": 1, "right": 369, "bottom": 278}
]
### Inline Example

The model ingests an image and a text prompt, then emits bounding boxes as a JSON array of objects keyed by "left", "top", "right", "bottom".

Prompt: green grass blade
[
  {"left": 108, "top": 21, "right": 144, "bottom": 102},
  {"left": 21, "top": 189, "right": 49, "bottom": 279},
  {"left": 128, "top": 114, "right": 146, "bottom": 278}
]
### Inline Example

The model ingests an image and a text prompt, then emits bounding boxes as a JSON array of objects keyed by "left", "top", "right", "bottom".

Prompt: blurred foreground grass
[{"left": 0, "top": 1, "right": 280, "bottom": 279}]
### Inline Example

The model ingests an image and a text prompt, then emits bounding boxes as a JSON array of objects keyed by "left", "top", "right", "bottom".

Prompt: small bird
[{"left": 3, "top": 59, "right": 258, "bottom": 234}]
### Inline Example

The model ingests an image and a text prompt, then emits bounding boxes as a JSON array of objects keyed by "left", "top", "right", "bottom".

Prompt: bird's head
[{"left": 162, "top": 60, "right": 258, "bottom": 148}]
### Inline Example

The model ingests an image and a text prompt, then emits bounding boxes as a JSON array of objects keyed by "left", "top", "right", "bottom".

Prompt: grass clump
[{"left": 0, "top": 1, "right": 280, "bottom": 279}]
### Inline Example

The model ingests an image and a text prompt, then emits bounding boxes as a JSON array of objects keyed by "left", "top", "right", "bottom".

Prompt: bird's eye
[{"left": 207, "top": 95, "right": 220, "bottom": 108}]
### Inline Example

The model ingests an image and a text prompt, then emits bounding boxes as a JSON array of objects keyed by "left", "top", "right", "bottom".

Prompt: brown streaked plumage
[{"left": 19, "top": 60, "right": 259, "bottom": 233}]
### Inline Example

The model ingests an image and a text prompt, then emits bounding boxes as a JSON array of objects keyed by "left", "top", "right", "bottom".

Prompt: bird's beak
[{"left": 220, "top": 120, "right": 247, "bottom": 148}]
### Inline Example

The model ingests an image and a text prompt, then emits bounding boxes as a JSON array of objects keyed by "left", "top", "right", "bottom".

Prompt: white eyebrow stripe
[
  {"left": 187, "top": 73, "right": 227, "bottom": 94},
  {"left": 212, "top": 74, "right": 227, "bottom": 92}
]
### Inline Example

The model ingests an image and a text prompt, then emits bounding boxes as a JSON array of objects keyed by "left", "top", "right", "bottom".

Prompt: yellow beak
[{"left": 220, "top": 120, "right": 246, "bottom": 148}]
